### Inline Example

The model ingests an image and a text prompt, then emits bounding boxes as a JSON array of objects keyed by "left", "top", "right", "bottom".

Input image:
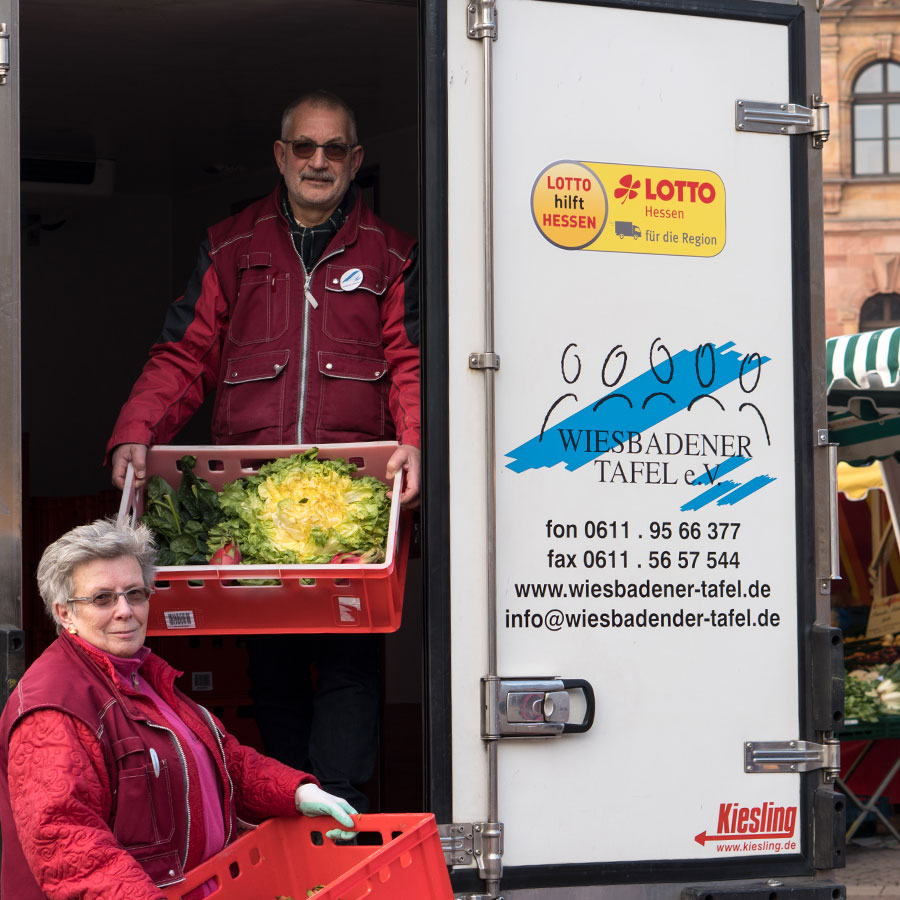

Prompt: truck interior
[{"left": 20, "top": 0, "right": 424, "bottom": 812}]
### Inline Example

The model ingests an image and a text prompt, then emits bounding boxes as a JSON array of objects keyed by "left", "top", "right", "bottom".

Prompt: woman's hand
[{"left": 295, "top": 783, "right": 358, "bottom": 841}]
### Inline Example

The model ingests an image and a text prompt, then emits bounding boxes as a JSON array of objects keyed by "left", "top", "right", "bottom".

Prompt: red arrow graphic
[{"left": 695, "top": 830, "right": 794, "bottom": 846}]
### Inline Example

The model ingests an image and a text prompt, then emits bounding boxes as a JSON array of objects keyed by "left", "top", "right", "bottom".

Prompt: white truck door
[{"left": 425, "top": 0, "right": 838, "bottom": 894}]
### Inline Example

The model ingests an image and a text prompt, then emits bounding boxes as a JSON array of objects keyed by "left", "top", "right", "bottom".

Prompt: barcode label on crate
[
  {"left": 338, "top": 597, "right": 362, "bottom": 624},
  {"left": 192, "top": 671, "right": 214, "bottom": 692},
  {"left": 164, "top": 610, "right": 197, "bottom": 629}
]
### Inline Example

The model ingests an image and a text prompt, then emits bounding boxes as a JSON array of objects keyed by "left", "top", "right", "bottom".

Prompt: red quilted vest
[{"left": 0, "top": 634, "right": 237, "bottom": 897}]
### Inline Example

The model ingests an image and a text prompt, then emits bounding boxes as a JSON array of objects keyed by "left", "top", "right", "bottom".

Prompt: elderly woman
[{"left": 0, "top": 520, "right": 357, "bottom": 900}]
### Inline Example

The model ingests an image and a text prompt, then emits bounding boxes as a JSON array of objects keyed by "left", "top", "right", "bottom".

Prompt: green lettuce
[{"left": 207, "top": 448, "right": 391, "bottom": 565}]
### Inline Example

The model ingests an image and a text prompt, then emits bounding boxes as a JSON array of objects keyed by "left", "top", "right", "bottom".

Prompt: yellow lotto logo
[{"left": 531, "top": 161, "right": 726, "bottom": 257}]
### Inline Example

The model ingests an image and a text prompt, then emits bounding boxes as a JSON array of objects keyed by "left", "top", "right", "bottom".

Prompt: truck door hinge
[
  {"left": 467, "top": 0, "right": 498, "bottom": 41},
  {"left": 438, "top": 822, "right": 504, "bottom": 875},
  {"left": 0, "top": 24, "right": 10, "bottom": 86},
  {"left": 482, "top": 676, "right": 595, "bottom": 738},
  {"left": 735, "top": 96, "right": 830, "bottom": 148},
  {"left": 744, "top": 740, "right": 840, "bottom": 781}
]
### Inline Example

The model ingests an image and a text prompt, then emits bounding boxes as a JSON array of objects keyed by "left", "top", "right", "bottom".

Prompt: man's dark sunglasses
[{"left": 281, "top": 139, "right": 357, "bottom": 161}]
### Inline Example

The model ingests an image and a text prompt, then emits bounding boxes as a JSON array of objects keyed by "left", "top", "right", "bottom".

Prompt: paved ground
[{"left": 843, "top": 838, "right": 900, "bottom": 899}]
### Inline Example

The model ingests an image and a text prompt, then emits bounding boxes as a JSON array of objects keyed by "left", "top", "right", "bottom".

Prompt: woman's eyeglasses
[
  {"left": 281, "top": 139, "right": 356, "bottom": 161},
  {"left": 68, "top": 588, "right": 153, "bottom": 608}
]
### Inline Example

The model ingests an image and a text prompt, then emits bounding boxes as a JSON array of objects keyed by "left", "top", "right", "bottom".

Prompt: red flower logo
[{"left": 614, "top": 174, "right": 640, "bottom": 204}]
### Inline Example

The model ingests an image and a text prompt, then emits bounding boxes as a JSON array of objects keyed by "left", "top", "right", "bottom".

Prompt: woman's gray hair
[{"left": 36, "top": 519, "right": 157, "bottom": 626}]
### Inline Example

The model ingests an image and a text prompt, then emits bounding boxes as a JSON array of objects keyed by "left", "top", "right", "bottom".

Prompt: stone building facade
[{"left": 822, "top": 0, "right": 900, "bottom": 337}]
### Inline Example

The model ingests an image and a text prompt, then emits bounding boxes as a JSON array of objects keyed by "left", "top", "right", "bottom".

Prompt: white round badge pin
[{"left": 339, "top": 268, "right": 364, "bottom": 291}]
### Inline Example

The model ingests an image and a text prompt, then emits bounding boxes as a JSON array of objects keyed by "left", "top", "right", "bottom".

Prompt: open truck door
[
  {"left": 421, "top": 0, "right": 842, "bottom": 896},
  {"left": 0, "top": 0, "right": 24, "bottom": 711}
]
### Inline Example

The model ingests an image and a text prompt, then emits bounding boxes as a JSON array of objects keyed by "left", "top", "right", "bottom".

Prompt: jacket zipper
[
  {"left": 288, "top": 241, "right": 346, "bottom": 443},
  {"left": 199, "top": 706, "right": 235, "bottom": 847},
  {"left": 146, "top": 722, "right": 190, "bottom": 872}
]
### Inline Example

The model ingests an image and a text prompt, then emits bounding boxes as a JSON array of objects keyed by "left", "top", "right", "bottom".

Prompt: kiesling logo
[
  {"left": 614, "top": 174, "right": 640, "bottom": 203},
  {"left": 695, "top": 802, "right": 797, "bottom": 847}
]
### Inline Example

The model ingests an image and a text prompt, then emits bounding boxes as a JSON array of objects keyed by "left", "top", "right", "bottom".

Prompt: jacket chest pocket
[
  {"left": 112, "top": 737, "right": 177, "bottom": 850},
  {"left": 229, "top": 253, "right": 290, "bottom": 346},
  {"left": 323, "top": 263, "right": 385, "bottom": 346}
]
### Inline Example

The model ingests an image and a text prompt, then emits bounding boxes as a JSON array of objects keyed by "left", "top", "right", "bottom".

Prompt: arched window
[
  {"left": 853, "top": 60, "right": 900, "bottom": 176},
  {"left": 859, "top": 293, "right": 900, "bottom": 331}
]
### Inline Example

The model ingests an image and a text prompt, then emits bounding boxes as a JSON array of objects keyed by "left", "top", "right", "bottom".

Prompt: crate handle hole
[
  {"left": 228, "top": 861, "right": 240, "bottom": 880},
  {"left": 239, "top": 458, "right": 270, "bottom": 472},
  {"left": 249, "top": 847, "right": 261, "bottom": 866},
  {"left": 311, "top": 830, "right": 325, "bottom": 846},
  {"left": 207, "top": 458, "right": 225, "bottom": 471},
  {"left": 221, "top": 579, "right": 283, "bottom": 588},
  {"left": 356, "top": 830, "right": 384, "bottom": 846},
  {"left": 333, "top": 578, "right": 350, "bottom": 587},
  {"left": 154, "top": 580, "right": 171, "bottom": 589},
  {"left": 349, "top": 456, "right": 365, "bottom": 468}
]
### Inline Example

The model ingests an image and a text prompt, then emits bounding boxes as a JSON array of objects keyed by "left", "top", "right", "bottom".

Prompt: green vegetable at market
[
  {"left": 845, "top": 668, "right": 889, "bottom": 722},
  {"left": 141, "top": 456, "right": 223, "bottom": 565},
  {"left": 207, "top": 448, "right": 391, "bottom": 565}
]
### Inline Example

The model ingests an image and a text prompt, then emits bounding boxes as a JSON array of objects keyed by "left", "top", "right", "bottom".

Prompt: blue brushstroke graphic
[
  {"left": 714, "top": 474, "right": 776, "bottom": 506},
  {"left": 690, "top": 456, "right": 751, "bottom": 485},
  {"left": 680, "top": 460, "right": 776, "bottom": 510},
  {"left": 505, "top": 342, "right": 768, "bottom": 472},
  {"left": 681, "top": 480, "right": 740, "bottom": 510}
]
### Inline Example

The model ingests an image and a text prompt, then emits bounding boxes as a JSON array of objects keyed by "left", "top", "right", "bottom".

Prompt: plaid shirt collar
[{"left": 279, "top": 180, "right": 358, "bottom": 271}]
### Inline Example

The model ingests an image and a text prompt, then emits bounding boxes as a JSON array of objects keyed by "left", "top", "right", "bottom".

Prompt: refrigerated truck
[
  {"left": 419, "top": 1, "right": 840, "bottom": 898},
  {"left": 0, "top": 0, "right": 842, "bottom": 898}
]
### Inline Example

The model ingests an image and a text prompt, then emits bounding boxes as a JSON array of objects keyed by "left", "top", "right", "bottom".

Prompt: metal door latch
[
  {"left": 745, "top": 740, "right": 840, "bottom": 781},
  {"left": 0, "top": 24, "right": 10, "bottom": 86},
  {"left": 483, "top": 676, "right": 595, "bottom": 738},
  {"left": 735, "top": 96, "right": 830, "bottom": 147},
  {"left": 438, "top": 821, "right": 503, "bottom": 872}
]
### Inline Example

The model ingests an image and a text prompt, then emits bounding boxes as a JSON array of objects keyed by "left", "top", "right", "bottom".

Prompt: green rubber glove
[{"left": 295, "top": 784, "right": 358, "bottom": 841}]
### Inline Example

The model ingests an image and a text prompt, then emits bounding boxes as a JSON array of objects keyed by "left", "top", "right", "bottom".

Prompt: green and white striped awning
[{"left": 827, "top": 327, "right": 900, "bottom": 466}]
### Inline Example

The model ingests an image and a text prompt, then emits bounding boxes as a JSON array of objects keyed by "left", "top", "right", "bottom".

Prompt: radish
[{"left": 209, "top": 542, "right": 241, "bottom": 565}]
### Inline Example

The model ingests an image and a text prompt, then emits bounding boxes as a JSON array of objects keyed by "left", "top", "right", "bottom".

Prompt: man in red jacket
[{"left": 106, "top": 90, "right": 420, "bottom": 813}]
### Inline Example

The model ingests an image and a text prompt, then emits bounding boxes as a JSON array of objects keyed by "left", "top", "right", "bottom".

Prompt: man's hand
[
  {"left": 111, "top": 443, "right": 149, "bottom": 491},
  {"left": 386, "top": 444, "right": 421, "bottom": 508}
]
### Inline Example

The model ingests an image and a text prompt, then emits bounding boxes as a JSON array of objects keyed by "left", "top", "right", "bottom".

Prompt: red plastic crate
[
  {"left": 162, "top": 812, "right": 453, "bottom": 900},
  {"left": 118, "top": 444, "right": 410, "bottom": 636}
]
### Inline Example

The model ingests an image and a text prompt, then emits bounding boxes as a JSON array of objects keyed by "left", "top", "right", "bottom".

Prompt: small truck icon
[{"left": 615, "top": 221, "right": 642, "bottom": 239}]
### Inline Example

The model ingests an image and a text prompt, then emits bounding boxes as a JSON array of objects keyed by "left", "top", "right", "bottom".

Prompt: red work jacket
[{"left": 107, "top": 186, "right": 419, "bottom": 455}]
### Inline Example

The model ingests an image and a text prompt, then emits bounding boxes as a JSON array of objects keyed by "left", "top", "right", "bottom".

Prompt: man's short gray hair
[
  {"left": 280, "top": 90, "right": 359, "bottom": 146},
  {"left": 36, "top": 519, "right": 157, "bottom": 627}
]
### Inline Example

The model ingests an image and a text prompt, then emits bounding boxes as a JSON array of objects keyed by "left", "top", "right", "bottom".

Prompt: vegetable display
[
  {"left": 141, "top": 449, "right": 391, "bottom": 567},
  {"left": 845, "top": 659, "right": 900, "bottom": 722},
  {"left": 140, "top": 455, "right": 222, "bottom": 565}
]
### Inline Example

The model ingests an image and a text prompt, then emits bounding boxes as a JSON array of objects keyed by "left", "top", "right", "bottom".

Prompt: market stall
[{"left": 828, "top": 328, "right": 900, "bottom": 836}]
